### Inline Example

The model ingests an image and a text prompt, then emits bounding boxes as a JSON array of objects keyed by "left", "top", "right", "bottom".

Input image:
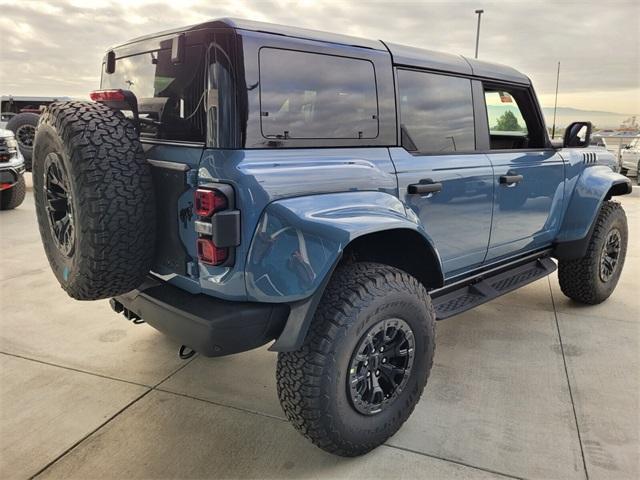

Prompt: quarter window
[
  {"left": 259, "top": 48, "right": 379, "bottom": 139},
  {"left": 397, "top": 70, "right": 475, "bottom": 153}
]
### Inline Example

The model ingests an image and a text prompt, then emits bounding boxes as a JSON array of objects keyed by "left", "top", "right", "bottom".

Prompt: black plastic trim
[
  {"left": 432, "top": 256, "right": 556, "bottom": 320},
  {"left": 269, "top": 255, "right": 340, "bottom": 352},
  {"left": 113, "top": 276, "right": 290, "bottom": 357}
]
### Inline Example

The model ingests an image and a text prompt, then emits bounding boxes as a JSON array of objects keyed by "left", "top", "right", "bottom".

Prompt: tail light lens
[
  {"left": 197, "top": 238, "right": 228, "bottom": 266},
  {"left": 195, "top": 188, "right": 228, "bottom": 217},
  {"left": 89, "top": 89, "right": 126, "bottom": 102}
]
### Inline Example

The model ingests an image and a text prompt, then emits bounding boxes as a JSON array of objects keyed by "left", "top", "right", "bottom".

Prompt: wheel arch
[
  {"left": 554, "top": 166, "right": 631, "bottom": 260},
  {"left": 342, "top": 228, "right": 444, "bottom": 290},
  {"left": 245, "top": 191, "right": 445, "bottom": 304},
  {"left": 248, "top": 191, "right": 445, "bottom": 352}
]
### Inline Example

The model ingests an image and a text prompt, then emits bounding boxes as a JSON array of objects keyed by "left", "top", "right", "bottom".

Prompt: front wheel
[
  {"left": 276, "top": 262, "right": 435, "bottom": 457},
  {"left": 558, "top": 201, "right": 628, "bottom": 304}
]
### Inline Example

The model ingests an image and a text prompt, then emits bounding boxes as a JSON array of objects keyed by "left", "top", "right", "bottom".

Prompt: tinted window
[
  {"left": 484, "top": 90, "right": 528, "bottom": 135},
  {"left": 102, "top": 45, "right": 206, "bottom": 142},
  {"left": 398, "top": 70, "right": 475, "bottom": 153},
  {"left": 259, "top": 48, "right": 378, "bottom": 139},
  {"left": 482, "top": 86, "right": 546, "bottom": 149}
]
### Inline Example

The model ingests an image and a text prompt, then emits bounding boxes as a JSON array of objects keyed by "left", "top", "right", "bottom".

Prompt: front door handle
[
  {"left": 499, "top": 174, "right": 523, "bottom": 185},
  {"left": 408, "top": 181, "right": 443, "bottom": 195}
]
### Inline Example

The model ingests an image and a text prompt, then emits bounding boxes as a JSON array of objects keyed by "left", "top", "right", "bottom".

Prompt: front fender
[
  {"left": 556, "top": 166, "right": 631, "bottom": 243},
  {"left": 245, "top": 191, "right": 442, "bottom": 302}
]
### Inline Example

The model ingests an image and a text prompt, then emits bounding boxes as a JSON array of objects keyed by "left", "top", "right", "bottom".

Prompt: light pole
[{"left": 474, "top": 9, "right": 484, "bottom": 59}]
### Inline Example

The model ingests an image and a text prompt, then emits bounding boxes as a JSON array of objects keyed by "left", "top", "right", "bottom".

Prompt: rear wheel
[
  {"left": 558, "top": 201, "right": 628, "bottom": 304},
  {"left": 0, "top": 175, "right": 26, "bottom": 210},
  {"left": 6, "top": 112, "right": 39, "bottom": 171},
  {"left": 276, "top": 262, "right": 435, "bottom": 456},
  {"left": 33, "top": 101, "right": 155, "bottom": 300}
]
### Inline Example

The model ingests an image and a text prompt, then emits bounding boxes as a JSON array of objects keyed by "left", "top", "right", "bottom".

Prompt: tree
[{"left": 493, "top": 110, "right": 522, "bottom": 131}]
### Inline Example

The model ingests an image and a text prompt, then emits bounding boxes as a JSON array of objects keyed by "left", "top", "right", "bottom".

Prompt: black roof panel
[{"left": 115, "top": 18, "right": 530, "bottom": 85}]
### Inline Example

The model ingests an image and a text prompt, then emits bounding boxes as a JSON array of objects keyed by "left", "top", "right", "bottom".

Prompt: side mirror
[{"left": 563, "top": 121, "right": 592, "bottom": 148}]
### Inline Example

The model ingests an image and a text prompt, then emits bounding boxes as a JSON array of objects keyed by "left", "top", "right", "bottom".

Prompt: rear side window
[
  {"left": 259, "top": 48, "right": 379, "bottom": 139},
  {"left": 397, "top": 70, "right": 475, "bottom": 153}
]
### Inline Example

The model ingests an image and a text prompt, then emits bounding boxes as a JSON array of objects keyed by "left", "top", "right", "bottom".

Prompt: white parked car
[{"left": 620, "top": 137, "right": 639, "bottom": 183}]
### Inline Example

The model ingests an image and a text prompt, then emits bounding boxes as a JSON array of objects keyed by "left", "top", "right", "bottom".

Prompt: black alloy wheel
[
  {"left": 348, "top": 318, "right": 415, "bottom": 415},
  {"left": 44, "top": 152, "right": 75, "bottom": 257},
  {"left": 599, "top": 228, "right": 621, "bottom": 282},
  {"left": 16, "top": 123, "right": 36, "bottom": 150}
]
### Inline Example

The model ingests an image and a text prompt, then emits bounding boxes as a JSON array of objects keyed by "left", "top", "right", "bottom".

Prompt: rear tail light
[
  {"left": 196, "top": 238, "right": 228, "bottom": 266},
  {"left": 195, "top": 188, "right": 228, "bottom": 217},
  {"left": 89, "top": 89, "right": 126, "bottom": 102}
]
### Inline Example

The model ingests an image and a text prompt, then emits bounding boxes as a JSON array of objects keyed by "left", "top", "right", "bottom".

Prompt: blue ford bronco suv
[{"left": 32, "top": 19, "right": 632, "bottom": 456}]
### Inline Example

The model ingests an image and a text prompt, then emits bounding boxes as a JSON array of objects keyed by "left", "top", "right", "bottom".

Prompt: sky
[{"left": 1, "top": 0, "right": 639, "bottom": 118}]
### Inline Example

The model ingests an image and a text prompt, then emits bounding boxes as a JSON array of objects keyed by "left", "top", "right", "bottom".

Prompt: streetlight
[{"left": 474, "top": 9, "right": 484, "bottom": 59}]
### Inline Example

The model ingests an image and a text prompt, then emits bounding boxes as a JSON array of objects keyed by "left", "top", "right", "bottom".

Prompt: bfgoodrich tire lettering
[
  {"left": 558, "top": 201, "right": 628, "bottom": 304},
  {"left": 33, "top": 101, "right": 155, "bottom": 300},
  {"left": 276, "top": 262, "right": 436, "bottom": 457}
]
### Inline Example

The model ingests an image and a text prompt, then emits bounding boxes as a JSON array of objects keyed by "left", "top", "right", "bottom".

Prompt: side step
[{"left": 431, "top": 257, "right": 556, "bottom": 320}]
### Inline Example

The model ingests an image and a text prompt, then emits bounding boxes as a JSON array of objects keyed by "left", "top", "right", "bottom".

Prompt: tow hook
[
  {"left": 179, "top": 345, "right": 196, "bottom": 360},
  {"left": 109, "top": 298, "right": 145, "bottom": 324}
]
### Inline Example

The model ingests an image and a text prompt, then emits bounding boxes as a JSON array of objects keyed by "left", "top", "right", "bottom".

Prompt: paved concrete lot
[{"left": 1, "top": 176, "right": 638, "bottom": 479}]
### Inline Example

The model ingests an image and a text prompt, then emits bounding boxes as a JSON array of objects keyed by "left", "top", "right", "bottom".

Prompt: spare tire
[
  {"left": 6, "top": 112, "right": 39, "bottom": 171},
  {"left": 33, "top": 101, "right": 155, "bottom": 300}
]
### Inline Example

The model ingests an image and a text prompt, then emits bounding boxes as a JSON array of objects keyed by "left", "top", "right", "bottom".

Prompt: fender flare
[
  {"left": 243, "top": 191, "right": 444, "bottom": 351},
  {"left": 554, "top": 166, "right": 631, "bottom": 259}
]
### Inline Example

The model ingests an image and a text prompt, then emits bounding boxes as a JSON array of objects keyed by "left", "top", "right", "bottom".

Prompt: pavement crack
[
  {"left": 0, "top": 351, "right": 149, "bottom": 388},
  {"left": 383, "top": 444, "right": 526, "bottom": 479},
  {"left": 548, "top": 276, "right": 590, "bottom": 480},
  {"left": 30, "top": 389, "right": 152, "bottom": 479}
]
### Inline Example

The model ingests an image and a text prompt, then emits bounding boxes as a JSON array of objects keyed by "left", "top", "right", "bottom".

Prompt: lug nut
[
  {"left": 382, "top": 358, "right": 387, "bottom": 363},
  {"left": 375, "top": 369, "right": 380, "bottom": 376}
]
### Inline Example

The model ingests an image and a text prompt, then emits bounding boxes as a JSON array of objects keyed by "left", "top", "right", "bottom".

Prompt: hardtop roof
[{"left": 117, "top": 17, "right": 530, "bottom": 86}]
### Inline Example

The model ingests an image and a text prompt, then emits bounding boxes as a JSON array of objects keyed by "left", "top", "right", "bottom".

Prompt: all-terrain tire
[
  {"left": 33, "top": 101, "right": 155, "bottom": 300},
  {"left": 7, "top": 112, "right": 39, "bottom": 170},
  {"left": 276, "top": 262, "right": 436, "bottom": 457},
  {"left": 558, "top": 201, "right": 628, "bottom": 304},
  {"left": 0, "top": 175, "right": 26, "bottom": 210}
]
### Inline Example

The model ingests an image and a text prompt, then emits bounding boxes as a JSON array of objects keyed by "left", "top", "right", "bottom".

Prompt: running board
[{"left": 431, "top": 257, "right": 556, "bottom": 320}]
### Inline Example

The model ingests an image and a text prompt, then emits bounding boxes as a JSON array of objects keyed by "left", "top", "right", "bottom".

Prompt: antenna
[{"left": 551, "top": 61, "right": 560, "bottom": 139}]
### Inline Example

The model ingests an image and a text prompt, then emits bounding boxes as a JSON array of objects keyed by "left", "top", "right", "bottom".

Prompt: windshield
[{"left": 101, "top": 45, "right": 206, "bottom": 142}]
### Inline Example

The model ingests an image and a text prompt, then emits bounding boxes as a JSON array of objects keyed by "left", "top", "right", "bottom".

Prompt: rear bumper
[{"left": 112, "top": 276, "right": 290, "bottom": 357}]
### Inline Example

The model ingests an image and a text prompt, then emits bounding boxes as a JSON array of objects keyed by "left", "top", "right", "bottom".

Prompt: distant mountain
[
  {"left": 541, "top": 107, "right": 637, "bottom": 130},
  {"left": 487, "top": 104, "right": 637, "bottom": 130}
]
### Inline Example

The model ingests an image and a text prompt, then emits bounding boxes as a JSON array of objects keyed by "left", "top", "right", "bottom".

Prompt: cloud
[{"left": 0, "top": 0, "right": 638, "bottom": 113}]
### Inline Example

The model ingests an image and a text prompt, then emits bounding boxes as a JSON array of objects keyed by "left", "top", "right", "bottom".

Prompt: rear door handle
[
  {"left": 408, "top": 181, "right": 443, "bottom": 195},
  {"left": 499, "top": 174, "right": 523, "bottom": 185}
]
